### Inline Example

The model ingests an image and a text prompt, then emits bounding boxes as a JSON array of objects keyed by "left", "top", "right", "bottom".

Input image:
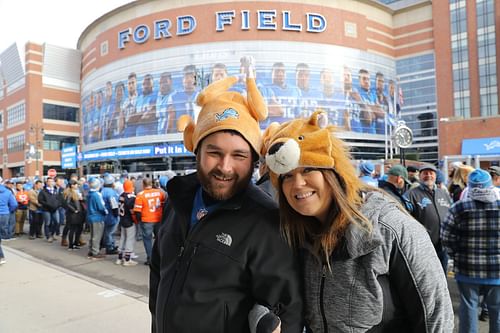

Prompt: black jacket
[
  {"left": 404, "top": 184, "right": 452, "bottom": 246},
  {"left": 378, "top": 180, "right": 413, "bottom": 212},
  {"left": 38, "top": 186, "right": 62, "bottom": 213},
  {"left": 63, "top": 195, "right": 85, "bottom": 225},
  {"left": 149, "top": 173, "right": 303, "bottom": 333}
]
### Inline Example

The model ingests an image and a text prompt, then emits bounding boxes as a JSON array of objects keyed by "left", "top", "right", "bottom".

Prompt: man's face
[
  {"left": 183, "top": 72, "right": 196, "bottom": 92},
  {"left": 56, "top": 179, "right": 65, "bottom": 188},
  {"left": 211, "top": 68, "right": 227, "bottom": 82},
  {"left": 46, "top": 179, "right": 55, "bottom": 188},
  {"left": 116, "top": 85, "right": 124, "bottom": 102},
  {"left": 376, "top": 76, "right": 384, "bottom": 93},
  {"left": 142, "top": 76, "right": 153, "bottom": 95},
  {"left": 96, "top": 92, "right": 103, "bottom": 108},
  {"left": 296, "top": 68, "right": 310, "bottom": 90},
  {"left": 343, "top": 68, "right": 352, "bottom": 91},
  {"left": 160, "top": 75, "right": 172, "bottom": 95},
  {"left": 272, "top": 67, "right": 286, "bottom": 88},
  {"left": 105, "top": 83, "right": 113, "bottom": 100},
  {"left": 320, "top": 70, "right": 333, "bottom": 90},
  {"left": 128, "top": 76, "right": 137, "bottom": 96},
  {"left": 420, "top": 169, "right": 436, "bottom": 188},
  {"left": 389, "top": 82, "right": 395, "bottom": 97},
  {"left": 36, "top": 182, "right": 43, "bottom": 190},
  {"left": 359, "top": 72, "right": 370, "bottom": 91},
  {"left": 387, "top": 175, "right": 404, "bottom": 190},
  {"left": 196, "top": 131, "right": 253, "bottom": 201}
]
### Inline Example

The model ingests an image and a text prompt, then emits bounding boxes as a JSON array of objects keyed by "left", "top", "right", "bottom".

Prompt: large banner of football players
[{"left": 80, "top": 57, "right": 402, "bottom": 145}]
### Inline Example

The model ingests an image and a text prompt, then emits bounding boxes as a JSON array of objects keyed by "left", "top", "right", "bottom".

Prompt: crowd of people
[{"left": 0, "top": 171, "right": 172, "bottom": 267}]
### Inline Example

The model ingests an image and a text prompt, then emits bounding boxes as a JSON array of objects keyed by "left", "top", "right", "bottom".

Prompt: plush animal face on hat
[
  {"left": 178, "top": 76, "right": 267, "bottom": 155},
  {"left": 263, "top": 111, "right": 363, "bottom": 194}
]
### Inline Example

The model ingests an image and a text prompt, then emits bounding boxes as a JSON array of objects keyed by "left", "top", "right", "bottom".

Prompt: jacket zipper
[
  {"left": 320, "top": 264, "right": 328, "bottom": 333},
  {"left": 180, "top": 245, "right": 198, "bottom": 292}
]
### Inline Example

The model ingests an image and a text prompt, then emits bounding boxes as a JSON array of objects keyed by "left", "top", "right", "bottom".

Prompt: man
[
  {"left": 0, "top": 179, "right": 17, "bottom": 264},
  {"left": 102, "top": 174, "right": 120, "bottom": 255},
  {"left": 358, "top": 161, "right": 378, "bottom": 187},
  {"left": 90, "top": 90, "right": 104, "bottom": 143},
  {"left": 134, "top": 178, "right": 165, "bottom": 265},
  {"left": 107, "top": 81, "right": 126, "bottom": 139},
  {"left": 317, "top": 68, "right": 348, "bottom": 129},
  {"left": 156, "top": 72, "right": 174, "bottom": 134},
  {"left": 167, "top": 65, "right": 200, "bottom": 130},
  {"left": 55, "top": 177, "right": 66, "bottom": 243},
  {"left": 28, "top": 180, "right": 43, "bottom": 239},
  {"left": 372, "top": 72, "right": 390, "bottom": 134},
  {"left": 38, "top": 177, "right": 62, "bottom": 243},
  {"left": 14, "top": 182, "right": 29, "bottom": 236},
  {"left": 405, "top": 164, "right": 452, "bottom": 273},
  {"left": 123, "top": 72, "right": 139, "bottom": 137},
  {"left": 441, "top": 169, "right": 500, "bottom": 333},
  {"left": 295, "top": 63, "right": 321, "bottom": 116},
  {"left": 4, "top": 180, "right": 16, "bottom": 240},
  {"left": 100, "top": 81, "right": 114, "bottom": 141},
  {"left": 265, "top": 62, "right": 301, "bottom": 123},
  {"left": 136, "top": 74, "right": 157, "bottom": 136},
  {"left": 351, "top": 69, "right": 384, "bottom": 133},
  {"left": 210, "top": 63, "right": 228, "bottom": 83},
  {"left": 489, "top": 166, "right": 500, "bottom": 188},
  {"left": 150, "top": 73, "right": 303, "bottom": 332},
  {"left": 407, "top": 165, "right": 420, "bottom": 189},
  {"left": 378, "top": 164, "right": 413, "bottom": 212},
  {"left": 86, "top": 177, "right": 107, "bottom": 259}
]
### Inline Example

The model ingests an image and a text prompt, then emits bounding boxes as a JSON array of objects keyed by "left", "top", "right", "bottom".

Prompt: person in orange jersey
[
  {"left": 14, "top": 182, "right": 29, "bottom": 236},
  {"left": 134, "top": 177, "right": 165, "bottom": 265}
]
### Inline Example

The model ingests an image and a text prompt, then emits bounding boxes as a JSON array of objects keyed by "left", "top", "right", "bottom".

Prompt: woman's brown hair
[
  {"left": 63, "top": 183, "right": 80, "bottom": 202},
  {"left": 278, "top": 168, "right": 371, "bottom": 264}
]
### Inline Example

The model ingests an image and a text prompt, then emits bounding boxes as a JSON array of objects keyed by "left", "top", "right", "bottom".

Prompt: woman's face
[{"left": 281, "top": 168, "right": 333, "bottom": 223}]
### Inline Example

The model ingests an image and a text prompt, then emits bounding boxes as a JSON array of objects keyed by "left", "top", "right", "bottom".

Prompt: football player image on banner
[
  {"left": 167, "top": 65, "right": 200, "bottom": 131},
  {"left": 100, "top": 81, "right": 114, "bottom": 141},
  {"left": 266, "top": 62, "right": 301, "bottom": 123},
  {"left": 372, "top": 72, "right": 390, "bottom": 135},
  {"left": 295, "top": 63, "right": 321, "bottom": 117},
  {"left": 89, "top": 90, "right": 104, "bottom": 143},
  {"left": 135, "top": 74, "right": 157, "bottom": 137},
  {"left": 156, "top": 72, "right": 174, "bottom": 134},
  {"left": 122, "top": 72, "right": 139, "bottom": 138},
  {"left": 351, "top": 68, "right": 385, "bottom": 134},
  {"left": 317, "top": 68, "right": 347, "bottom": 130},
  {"left": 107, "top": 81, "right": 126, "bottom": 140}
]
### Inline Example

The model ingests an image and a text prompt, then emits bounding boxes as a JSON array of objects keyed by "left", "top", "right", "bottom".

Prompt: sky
[{"left": 0, "top": 0, "right": 133, "bottom": 53}]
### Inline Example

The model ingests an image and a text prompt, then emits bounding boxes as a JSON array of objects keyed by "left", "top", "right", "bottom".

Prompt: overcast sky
[{"left": 0, "top": 0, "right": 132, "bottom": 53}]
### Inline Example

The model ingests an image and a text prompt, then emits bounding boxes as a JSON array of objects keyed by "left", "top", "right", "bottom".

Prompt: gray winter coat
[{"left": 302, "top": 191, "right": 454, "bottom": 332}]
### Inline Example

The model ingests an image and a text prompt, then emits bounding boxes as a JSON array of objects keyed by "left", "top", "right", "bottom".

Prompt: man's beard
[{"left": 196, "top": 159, "right": 253, "bottom": 201}]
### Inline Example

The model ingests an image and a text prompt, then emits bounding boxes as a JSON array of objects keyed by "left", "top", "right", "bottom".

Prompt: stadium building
[{"left": 0, "top": 0, "right": 498, "bottom": 178}]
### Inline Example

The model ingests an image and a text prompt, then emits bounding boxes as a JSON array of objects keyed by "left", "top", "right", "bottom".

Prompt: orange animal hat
[
  {"left": 178, "top": 76, "right": 268, "bottom": 155},
  {"left": 262, "top": 111, "right": 364, "bottom": 197}
]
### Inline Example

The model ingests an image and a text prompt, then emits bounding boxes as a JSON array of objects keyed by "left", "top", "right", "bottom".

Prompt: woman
[
  {"left": 63, "top": 180, "right": 85, "bottom": 250},
  {"left": 260, "top": 111, "right": 454, "bottom": 332},
  {"left": 448, "top": 164, "right": 474, "bottom": 202}
]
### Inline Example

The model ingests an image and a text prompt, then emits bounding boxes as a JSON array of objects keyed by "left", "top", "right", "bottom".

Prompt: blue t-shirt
[
  {"left": 266, "top": 84, "right": 302, "bottom": 124},
  {"left": 135, "top": 92, "right": 158, "bottom": 137},
  {"left": 317, "top": 91, "right": 346, "bottom": 128},
  {"left": 354, "top": 87, "right": 377, "bottom": 134},
  {"left": 156, "top": 91, "right": 174, "bottom": 134},
  {"left": 168, "top": 89, "right": 200, "bottom": 125}
]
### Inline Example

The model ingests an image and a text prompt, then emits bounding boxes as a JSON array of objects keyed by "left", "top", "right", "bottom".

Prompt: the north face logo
[{"left": 216, "top": 233, "right": 232, "bottom": 247}]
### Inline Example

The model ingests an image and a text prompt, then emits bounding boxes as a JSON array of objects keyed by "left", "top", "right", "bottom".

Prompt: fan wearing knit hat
[
  {"left": 442, "top": 168, "right": 500, "bottom": 332},
  {"left": 150, "top": 68, "right": 303, "bottom": 333},
  {"left": 261, "top": 110, "right": 453, "bottom": 332}
]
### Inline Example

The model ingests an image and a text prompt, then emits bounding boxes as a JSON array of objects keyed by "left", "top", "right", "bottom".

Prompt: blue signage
[
  {"left": 61, "top": 145, "right": 77, "bottom": 169},
  {"left": 462, "top": 137, "right": 500, "bottom": 155},
  {"left": 82, "top": 144, "right": 192, "bottom": 162}
]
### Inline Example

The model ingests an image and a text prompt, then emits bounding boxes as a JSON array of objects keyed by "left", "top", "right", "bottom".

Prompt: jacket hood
[
  {"left": 0, "top": 184, "right": 6, "bottom": 193},
  {"left": 468, "top": 186, "right": 500, "bottom": 203}
]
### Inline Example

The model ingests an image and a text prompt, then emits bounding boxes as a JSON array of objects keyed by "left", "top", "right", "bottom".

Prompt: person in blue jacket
[
  {"left": 101, "top": 173, "right": 120, "bottom": 254},
  {"left": 0, "top": 179, "right": 18, "bottom": 264},
  {"left": 86, "top": 177, "right": 107, "bottom": 259}
]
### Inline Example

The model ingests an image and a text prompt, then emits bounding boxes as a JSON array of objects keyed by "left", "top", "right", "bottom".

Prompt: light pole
[{"left": 29, "top": 124, "right": 44, "bottom": 176}]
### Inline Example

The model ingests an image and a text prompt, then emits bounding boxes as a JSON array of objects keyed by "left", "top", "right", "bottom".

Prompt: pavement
[{"left": 0, "top": 229, "right": 492, "bottom": 332}]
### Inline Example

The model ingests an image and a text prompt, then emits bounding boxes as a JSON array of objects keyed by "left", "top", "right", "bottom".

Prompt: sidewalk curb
[{"left": 4, "top": 246, "right": 149, "bottom": 304}]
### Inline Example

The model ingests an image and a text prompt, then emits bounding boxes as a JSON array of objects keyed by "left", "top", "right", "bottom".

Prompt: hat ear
[
  {"left": 309, "top": 110, "right": 328, "bottom": 128},
  {"left": 177, "top": 114, "right": 192, "bottom": 132},
  {"left": 246, "top": 78, "right": 267, "bottom": 122},
  {"left": 196, "top": 76, "right": 239, "bottom": 107},
  {"left": 261, "top": 122, "right": 280, "bottom": 156},
  {"left": 183, "top": 121, "right": 196, "bottom": 152}
]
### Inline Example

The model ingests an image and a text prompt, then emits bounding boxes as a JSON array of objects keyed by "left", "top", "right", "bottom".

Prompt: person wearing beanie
[
  {"left": 442, "top": 169, "right": 500, "bottom": 332},
  {"left": 259, "top": 111, "right": 453, "bottom": 332},
  {"left": 406, "top": 165, "right": 420, "bottom": 189},
  {"left": 358, "top": 161, "right": 378, "bottom": 187},
  {"left": 149, "top": 71, "right": 303, "bottom": 333},
  {"left": 101, "top": 173, "right": 120, "bottom": 255},
  {"left": 86, "top": 177, "right": 107, "bottom": 259},
  {"left": 116, "top": 180, "right": 137, "bottom": 266},
  {"left": 378, "top": 164, "right": 413, "bottom": 212},
  {"left": 404, "top": 164, "right": 453, "bottom": 273}
]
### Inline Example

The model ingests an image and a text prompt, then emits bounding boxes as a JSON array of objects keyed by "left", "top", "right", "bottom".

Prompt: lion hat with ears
[
  {"left": 262, "top": 110, "right": 366, "bottom": 206},
  {"left": 177, "top": 74, "right": 268, "bottom": 156}
]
